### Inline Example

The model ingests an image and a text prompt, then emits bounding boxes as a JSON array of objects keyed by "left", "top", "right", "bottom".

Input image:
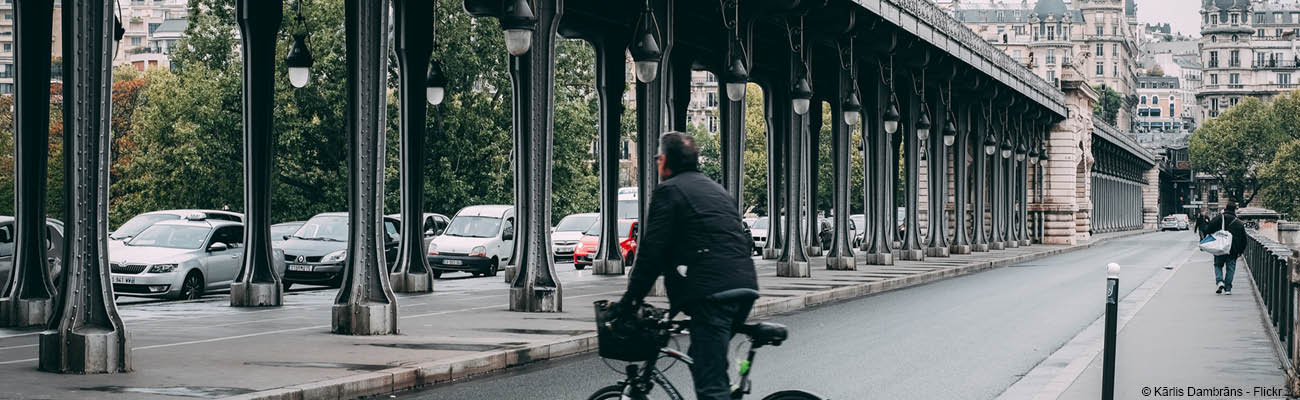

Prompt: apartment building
[
  {"left": 1198, "top": 0, "right": 1300, "bottom": 120},
  {"left": 117, "top": 0, "right": 188, "bottom": 71}
]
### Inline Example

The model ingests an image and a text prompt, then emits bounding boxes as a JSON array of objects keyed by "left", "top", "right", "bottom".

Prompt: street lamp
[
  {"left": 792, "top": 73, "right": 813, "bottom": 115},
  {"left": 983, "top": 134, "right": 998, "bottom": 156},
  {"left": 1000, "top": 138, "right": 1013, "bottom": 159},
  {"left": 630, "top": 4, "right": 662, "bottom": 83},
  {"left": 941, "top": 113, "right": 956, "bottom": 146},
  {"left": 883, "top": 93, "right": 901, "bottom": 134},
  {"left": 286, "top": 33, "right": 313, "bottom": 88},
  {"left": 916, "top": 103, "right": 931, "bottom": 141},
  {"left": 426, "top": 59, "right": 447, "bottom": 106},
  {"left": 501, "top": 0, "right": 537, "bottom": 56},
  {"left": 843, "top": 90, "right": 862, "bottom": 126},
  {"left": 724, "top": 49, "right": 748, "bottom": 101},
  {"left": 1016, "top": 142, "right": 1027, "bottom": 161},
  {"left": 1038, "top": 145, "right": 1049, "bottom": 164}
]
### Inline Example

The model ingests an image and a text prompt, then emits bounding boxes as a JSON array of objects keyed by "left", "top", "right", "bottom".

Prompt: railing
[
  {"left": 1201, "top": 83, "right": 1297, "bottom": 91},
  {"left": 1252, "top": 60, "right": 1300, "bottom": 69},
  {"left": 1242, "top": 232, "right": 1297, "bottom": 368}
]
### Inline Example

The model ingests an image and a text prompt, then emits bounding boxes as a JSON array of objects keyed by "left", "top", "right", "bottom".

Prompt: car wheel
[
  {"left": 178, "top": 272, "right": 204, "bottom": 300},
  {"left": 487, "top": 258, "right": 499, "bottom": 276},
  {"left": 574, "top": 263, "right": 586, "bottom": 270}
]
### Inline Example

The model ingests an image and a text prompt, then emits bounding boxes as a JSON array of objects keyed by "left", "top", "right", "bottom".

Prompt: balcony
[{"left": 1252, "top": 60, "right": 1300, "bottom": 70}]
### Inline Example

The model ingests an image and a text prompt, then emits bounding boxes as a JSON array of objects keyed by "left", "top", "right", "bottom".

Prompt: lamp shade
[
  {"left": 792, "top": 75, "right": 813, "bottom": 115},
  {"left": 285, "top": 33, "right": 313, "bottom": 88},
  {"left": 724, "top": 52, "right": 748, "bottom": 101},
  {"left": 502, "top": 0, "right": 537, "bottom": 56},
  {"left": 426, "top": 59, "right": 448, "bottom": 105},
  {"left": 941, "top": 116, "right": 957, "bottom": 146},
  {"left": 843, "top": 91, "right": 862, "bottom": 126},
  {"left": 630, "top": 9, "right": 662, "bottom": 83},
  {"left": 883, "top": 93, "right": 901, "bottom": 134}
]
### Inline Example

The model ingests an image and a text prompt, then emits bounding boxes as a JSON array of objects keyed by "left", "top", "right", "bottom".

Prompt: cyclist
[{"left": 615, "top": 131, "right": 759, "bottom": 400}]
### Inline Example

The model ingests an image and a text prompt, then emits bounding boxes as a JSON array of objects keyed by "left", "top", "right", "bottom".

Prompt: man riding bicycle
[{"left": 615, "top": 131, "right": 760, "bottom": 400}]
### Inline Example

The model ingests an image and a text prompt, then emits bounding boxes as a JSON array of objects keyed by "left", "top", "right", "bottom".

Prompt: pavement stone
[{"left": 0, "top": 231, "right": 1148, "bottom": 400}]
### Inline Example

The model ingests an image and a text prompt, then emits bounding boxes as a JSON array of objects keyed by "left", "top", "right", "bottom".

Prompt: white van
[{"left": 426, "top": 205, "right": 514, "bottom": 278}]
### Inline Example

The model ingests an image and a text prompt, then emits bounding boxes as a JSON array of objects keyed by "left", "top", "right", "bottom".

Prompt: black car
[
  {"left": 274, "top": 213, "right": 400, "bottom": 289},
  {"left": 0, "top": 216, "right": 65, "bottom": 287}
]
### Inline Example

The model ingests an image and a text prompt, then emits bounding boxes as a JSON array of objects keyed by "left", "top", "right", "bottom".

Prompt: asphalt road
[{"left": 394, "top": 231, "right": 1197, "bottom": 400}]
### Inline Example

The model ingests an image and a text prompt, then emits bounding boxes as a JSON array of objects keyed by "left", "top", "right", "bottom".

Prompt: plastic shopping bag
[{"left": 1199, "top": 228, "right": 1232, "bottom": 256}]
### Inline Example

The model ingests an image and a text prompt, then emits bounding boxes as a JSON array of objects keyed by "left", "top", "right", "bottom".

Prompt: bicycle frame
[{"left": 616, "top": 341, "right": 765, "bottom": 400}]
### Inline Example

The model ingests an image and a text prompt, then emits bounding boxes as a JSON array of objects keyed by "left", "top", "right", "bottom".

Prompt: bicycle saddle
[
  {"left": 737, "top": 322, "right": 788, "bottom": 346},
  {"left": 705, "top": 288, "right": 760, "bottom": 303}
]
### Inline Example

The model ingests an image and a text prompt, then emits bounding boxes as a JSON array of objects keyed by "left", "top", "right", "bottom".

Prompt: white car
[
  {"left": 750, "top": 217, "right": 770, "bottom": 255},
  {"left": 427, "top": 205, "right": 515, "bottom": 278},
  {"left": 552, "top": 213, "right": 597, "bottom": 261},
  {"left": 110, "top": 214, "right": 247, "bottom": 300},
  {"left": 110, "top": 209, "right": 243, "bottom": 250}
]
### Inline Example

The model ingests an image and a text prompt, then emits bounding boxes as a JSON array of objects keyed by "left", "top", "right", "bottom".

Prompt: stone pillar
[
  {"left": 1143, "top": 165, "right": 1159, "bottom": 230},
  {"left": 1279, "top": 222, "right": 1300, "bottom": 250},
  {"left": 40, "top": 0, "right": 131, "bottom": 373},
  {"left": 592, "top": 36, "right": 627, "bottom": 276},
  {"left": 504, "top": 0, "right": 563, "bottom": 313},
  {"left": 387, "top": 0, "right": 436, "bottom": 294},
  {"left": 1, "top": 0, "right": 56, "bottom": 327},
  {"left": 333, "top": 0, "right": 400, "bottom": 333}
]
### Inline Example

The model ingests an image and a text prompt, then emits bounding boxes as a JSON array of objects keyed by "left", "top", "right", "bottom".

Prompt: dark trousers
[{"left": 686, "top": 299, "right": 754, "bottom": 400}]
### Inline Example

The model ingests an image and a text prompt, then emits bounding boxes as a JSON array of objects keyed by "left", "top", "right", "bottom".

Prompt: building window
[
  {"left": 1210, "top": 74, "right": 1219, "bottom": 85},
  {"left": 1097, "top": 62, "right": 1105, "bottom": 76},
  {"left": 0, "top": 83, "right": 12, "bottom": 94},
  {"left": 1096, "top": 24, "right": 1104, "bottom": 36},
  {"left": 1112, "top": 44, "right": 1118, "bottom": 58},
  {"left": 1280, "top": 73, "right": 1292, "bottom": 87},
  {"left": 1047, "top": 70, "right": 1056, "bottom": 82},
  {"left": 706, "top": 92, "right": 717, "bottom": 108},
  {"left": 1208, "top": 51, "right": 1218, "bottom": 68},
  {"left": 1153, "top": 96, "right": 1160, "bottom": 105},
  {"left": 1047, "top": 25, "right": 1056, "bottom": 41},
  {"left": 131, "top": 37, "right": 142, "bottom": 46},
  {"left": 1229, "top": 50, "right": 1239, "bottom": 67},
  {"left": 1170, "top": 103, "right": 1175, "bottom": 117},
  {"left": 2, "top": 44, "right": 9, "bottom": 52},
  {"left": 1229, "top": 73, "right": 1240, "bottom": 86},
  {"left": 1047, "top": 49, "right": 1055, "bottom": 65},
  {"left": 1096, "top": 43, "right": 1104, "bottom": 57},
  {"left": 1141, "top": 95, "right": 1147, "bottom": 104},
  {"left": 1015, "top": 26, "right": 1025, "bottom": 35},
  {"left": 1112, "top": 62, "right": 1118, "bottom": 77},
  {"left": 2, "top": 13, "right": 10, "bottom": 21},
  {"left": 708, "top": 115, "right": 718, "bottom": 133},
  {"left": 1231, "top": 14, "right": 1238, "bottom": 24}
]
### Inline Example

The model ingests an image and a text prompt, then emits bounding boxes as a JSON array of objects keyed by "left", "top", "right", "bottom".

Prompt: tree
[
  {"left": 1092, "top": 85, "right": 1122, "bottom": 127},
  {"left": 741, "top": 83, "right": 769, "bottom": 215},
  {"left": 1146, "top": 64, "right": 1164, "bottom": 77},
  {"left": 1259, "top": 140, "right": 1300, "bottom": 219},
  {"left": 1188, "top": 97, "right": 1287, "bottom": 206}
]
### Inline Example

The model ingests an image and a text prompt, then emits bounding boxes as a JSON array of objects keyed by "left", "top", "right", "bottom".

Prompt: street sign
[{"left": 1183, "top": 205, "right": 1201, "bottom": 208}]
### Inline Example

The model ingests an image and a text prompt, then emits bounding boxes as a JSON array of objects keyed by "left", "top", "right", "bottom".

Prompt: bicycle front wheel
[
  {"left": 760, "top": 389, "right": 826, "bottom": 400},
  {"left": 588, "top": 384, "right": 645, "bottom": 400}
]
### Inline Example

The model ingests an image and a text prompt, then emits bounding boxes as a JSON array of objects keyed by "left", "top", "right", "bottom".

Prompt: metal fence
[{"left": 1243, "top": 231, "right": 1296, "bottom": 362}]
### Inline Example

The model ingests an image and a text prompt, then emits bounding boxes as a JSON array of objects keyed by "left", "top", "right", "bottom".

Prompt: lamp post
[
  {"left": 427, "top": 59, "right": 447, "bottom": 105},
  {"left": 792, "top": 73, "right": 813, "bottom": 115},
  {"left": 501, "top": 0, "right": 536, "bottom": 56},
  {"left": 630, "top": 2, "right": 661, "bottom": 83},
  {"left": 285, "top": 2, "right": 313, "bottom": 89}
]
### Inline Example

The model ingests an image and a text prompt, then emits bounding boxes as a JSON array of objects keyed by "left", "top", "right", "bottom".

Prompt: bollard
[{"left": 1103, "top": 262, "right": 1120, "bottom": 400}]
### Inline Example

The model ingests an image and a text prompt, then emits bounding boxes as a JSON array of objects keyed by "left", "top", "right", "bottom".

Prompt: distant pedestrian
[
  {"left": 1198, "top": 203, "right": 1248, "bottom": 295},
  {"left": 1195, "top": 212, "right": 1209, "bottom": 240}
]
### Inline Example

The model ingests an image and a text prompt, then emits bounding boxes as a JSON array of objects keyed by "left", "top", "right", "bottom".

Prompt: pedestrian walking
[
  {"left": 614, "top": 131, "right": 759, "bottom": 400},
  {"left": 1198, "top": 203, "right": 1248, "bottom": 295},
  {"left": 1195, "top": 212, "right": 1209, "bottom": 240}
]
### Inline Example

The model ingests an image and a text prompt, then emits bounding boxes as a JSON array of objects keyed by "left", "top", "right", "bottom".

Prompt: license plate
[
  {"left": 288, "top": 264, "right": 312, "bottom": 272},
  {"left": 555, "top": 246, "right": 573, "bottom": 253},
  {"left": 443, "top": 259, "right": 463, "bottom": 266},
  {"left": 112, "top": 276, "right": 133, "bottom": 284}
]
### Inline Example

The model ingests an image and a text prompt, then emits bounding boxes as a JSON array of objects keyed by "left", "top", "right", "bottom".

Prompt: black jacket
[
  {"left": 1200, "top": 212, "right": 1249, "bottom": 258},
  {"left": 621, "top": 171, "right": 759, "bottom": 309}
]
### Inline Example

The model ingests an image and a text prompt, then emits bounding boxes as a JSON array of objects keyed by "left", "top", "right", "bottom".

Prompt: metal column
[
  {"left": 806, "top": 99, "right": 822, "bottom": 257},
  {"left": 1, "top": 0, "right": 56, "bottom": 327},
  {"left": 592, "top": 36, "right": 627, "bottom": 276},
  {"left": 925, "top": 84, "right": 950, "bottom": 258},
  {"left": 950, "top": 94, "right": 972, "bottom": 254},
  {"left": 862, "top": 61, "right": 893, "bottom": 265},
  {"left": 389, "top": 0, "right": 436, "bottom": 293},
  {"left": 762, "top": 82, "right": 784, "bottom": 259},
  {"left": 778, "top": 30, "right": 810, "bottom": 277},
  {"left": 897, "top": 71, "right": 925, "bottom": 261},
  {"left": 826, "top": 44, "right": 855, "bottom": 270},
  {"left": 39, "top": 0, "right": 131, "bottom": 373},
  {"left": 230, "top": 0, "right": 286, "bottom": 306},
  {"left": 333, "top": 0, "right": 400, "bottom": 334},
  {"left": 971, "top": 101, "right": 990, "bottom": 252}
]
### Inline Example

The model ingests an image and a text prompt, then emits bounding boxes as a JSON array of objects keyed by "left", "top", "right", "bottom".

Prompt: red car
[{"left": 573, "top": 219, "right": 636, "bottom": 268}]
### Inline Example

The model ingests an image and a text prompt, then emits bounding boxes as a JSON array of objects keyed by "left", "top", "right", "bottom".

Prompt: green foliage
[
  {"left": 1092, "top": 85, "right": 1122, "bottom": 127},
  {"left": 1188, "top": 96, "right": 1288, "bottom": 206},
  {"left": 741, "top": 83, "right": 769, "bottom": 215},
  {"left": 1259, "top": 140, "right": 1300, "bottom": 219}
]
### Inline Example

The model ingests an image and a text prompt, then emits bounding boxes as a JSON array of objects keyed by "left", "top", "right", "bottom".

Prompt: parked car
[
  {"left": 617, "top": 192, "right": 639, "bottom": 220},
  {"left": 619, "top": 220, "right": 640, "bottom": 266},
  {"left": 572, "top": 219, "right": 634, "bottom": 269},
  {"left": 385, "top": 212, "right": 451, "bottom": 258},
  {"left": 110, "top": 209, "right": 243, "bottom": 250},
  {"left": 427, "top": 205, "right": 515, "bottom": 278},
  {"left": 849, "top": 214, "right": 865, "bottom": 248},
  {"left": 0, "top": 216, "right": 65, "bottom": 287},
  {"left": 109, "top": 214, "right": 245, "bottom": 300},
  {"left": 277, "top": 213, "right": 401, "bottom": 289},
  {"left": 1160, "top": 215, "right": 1189, "bottom": 231},
  {"left": 742, "top": 217, "right": 757, "bottom": 229},
  {"left": 270, "top": 221, "right": 305, "bottom": 244},
  {"left": 552, "top": 213, "right": 597, "bottom": 262}
]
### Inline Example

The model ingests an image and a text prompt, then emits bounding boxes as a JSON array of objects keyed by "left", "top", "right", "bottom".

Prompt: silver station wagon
[{"left": 110, "top": 213, "right": 245, "bottom": 300}]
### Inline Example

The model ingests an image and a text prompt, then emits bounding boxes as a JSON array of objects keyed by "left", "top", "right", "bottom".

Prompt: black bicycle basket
[{"left": 594, "top": 300, "right": 668, "bottom": 362}]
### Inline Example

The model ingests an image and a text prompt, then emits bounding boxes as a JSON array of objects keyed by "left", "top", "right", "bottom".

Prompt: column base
[
  {"left": 508, "top": 286, "right": 561, "bottom": 312},
  {"left": 990, "top": 241, "right": 1006, "bottom": 250},
  {"left": 777, "top": 261, "right": 810, "bottom": 277},
  {"left": 388, "top": 272, "right": 432, "bottom": 293},
  {"left": 972, "top": 243, "right": 990, "bottom": 252},
  {"left": 826, "top": 256, "right": 856, "bottom": 270},
  {"left": 895, "top": 249, "right": 926, "bottom": 261},
  {"left": 331, "top": 302, "right": 398, "bottom": 335},
  {"left": 762, "top": 248, "right": 781, "bottom": 259},
  {"left": 925, "top": 247, "right": 950, "bottom": 257},
  {"left": 503, "top": 265, "right": 517, "bottom": 283},
  {"left": 949, "top": 244, "right": 972, "bottom": 255},
  {"left": 1019, "top": 239, "right": 1031, "bottom": 246},
  {"left": 592, "top": 259, "right": 624, "bottom": 275},
  {"left": 0, "top": 297, "right": 51, "bottom": 328},
  {"left": 1006, "top": 240, "right": 1020, "bottom": 248},
  {"left": 806, "top": 246, "right": 823, "bottom": 257},
  {"left": 863, "top": 253, "right": 894, "bottom": 265},
  {"left": 229, "top": 282, "right": 283, "bottom": 307},
  {"left": 38, "top": 327, "right": 131, "bottom": 373}
]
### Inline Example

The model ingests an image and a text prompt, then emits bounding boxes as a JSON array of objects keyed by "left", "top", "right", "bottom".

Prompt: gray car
[
  {"left": 277, "top": 213, "right": 401, "bottom": 289},
  {"left": 385, "top": 212, "right": 450, "bottom": 257},
  {"left": 0, "top": 216, "right": 65, "bottom": 288},
  {"left": 109, "top": 215, "right": 246, "bottom": 300}
]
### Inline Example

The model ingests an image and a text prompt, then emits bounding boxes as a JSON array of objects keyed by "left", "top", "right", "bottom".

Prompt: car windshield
[
  {"left": 292, "top": 216, "right": 349, "bottom": 242},
  {"left": 271, "top": 224, "right": 302, "bottom": 239},
  {"left": 112, "top": 213, "right": 180, "bottom": 240},
  {"left": 753, "top": 218, "right": 769, "bottom": 229},
  {"left": 445, "top": 215, "right": 502, "bottom": 238},
  {"left": 127, "top": 225, "right": 211, "bottom": 249},
  {"left": 619, "top": 221, "right": 633, "bottom": 238},
  {"left": 583, "top": 220, "right": 603, "bottom": 236},
  {"left": 555, "top": 214, "right": 597, "bottom": 232},
  {"left": 617, "top": 200, "right": 638, "bottom": 220}
]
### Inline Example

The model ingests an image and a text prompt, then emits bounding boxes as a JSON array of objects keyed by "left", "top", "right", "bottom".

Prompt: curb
[{"left": 226, "top": 230, "right": 1152, "bottom": 400}]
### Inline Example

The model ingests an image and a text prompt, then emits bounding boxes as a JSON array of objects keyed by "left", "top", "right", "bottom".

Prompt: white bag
[{"left": 1198, "top": 214, "right": 1233, "bottom": 256}]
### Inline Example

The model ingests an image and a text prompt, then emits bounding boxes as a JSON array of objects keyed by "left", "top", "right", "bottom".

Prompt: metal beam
[
  {"left": 230, "top": 0, "right": 286, "bottom": 307},
  {"left": 333, "top": 0, "right": 400, "bottom": 333},
  {"left": 1, "top": 0, "right": 56, "bottom": 327},
  {"left": 39, "top": 0, "right": 131, "bottom": 373},
  {"left": 389, "top": 0, "right": 436, "bottom": 293}
]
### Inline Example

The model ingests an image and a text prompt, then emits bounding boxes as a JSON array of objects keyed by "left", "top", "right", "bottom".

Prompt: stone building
[{"left": 1198, "top": 0, "right": 1300, "bottom": 120}]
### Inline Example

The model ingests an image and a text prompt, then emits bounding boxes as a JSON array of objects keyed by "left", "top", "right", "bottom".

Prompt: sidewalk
[
  {"left": 0, "top": 231, "right": 1143, "bottom": 400},
  {"left": 1052, "top": 246, "right": 1289, "bottom": 400}
]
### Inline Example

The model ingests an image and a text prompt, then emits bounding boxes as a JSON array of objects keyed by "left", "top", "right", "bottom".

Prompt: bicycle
[{"left": 589, "top": 289, "right": 825, "bottom": 400}]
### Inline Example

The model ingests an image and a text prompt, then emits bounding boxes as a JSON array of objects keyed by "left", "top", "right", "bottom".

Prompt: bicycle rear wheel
[{"left": 760, "top": 389, "right": 825, "bottom": 400}]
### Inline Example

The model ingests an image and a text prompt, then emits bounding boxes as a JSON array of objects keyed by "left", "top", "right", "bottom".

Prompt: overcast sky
[{"left": 1135, "top": 0, "right": 1202, "bottom": 37}]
